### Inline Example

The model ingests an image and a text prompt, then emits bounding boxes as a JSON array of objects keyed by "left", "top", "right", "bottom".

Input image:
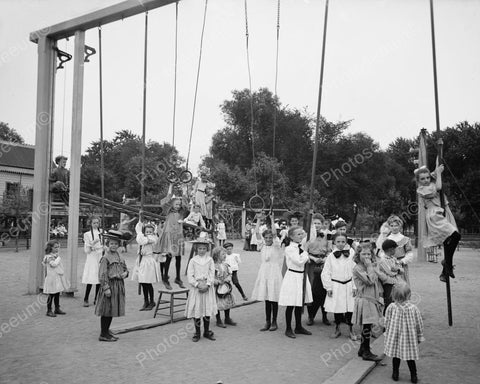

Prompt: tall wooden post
[
  {"left": 65, "top": 31, "right": 85, "bottom": 294},
  {"left": 241, "top": 201, "right": 246, "bottom": 238},
  {"left": 417, "top": 129, "right": 428, "bottom": 261},
  {"left": 28, "top": 36, "right": 56, "bottom": 294}
]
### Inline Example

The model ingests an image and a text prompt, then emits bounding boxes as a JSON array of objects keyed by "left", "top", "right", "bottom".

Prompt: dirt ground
[{"left": 0, "top": 241, "right": 479, "bottom": 384}]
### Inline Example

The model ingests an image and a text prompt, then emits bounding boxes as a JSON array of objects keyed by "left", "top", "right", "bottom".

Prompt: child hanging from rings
[
  {"left": 132, "top": 218, "right": 160, "bottom": 311},
  {"left": 158, "top": 183, "right": 189, "bottom": 290}
]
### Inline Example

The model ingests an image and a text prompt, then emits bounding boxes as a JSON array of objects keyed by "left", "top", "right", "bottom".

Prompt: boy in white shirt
[{"left": 224, "top": 242, "right": 248, "bottom": 301}]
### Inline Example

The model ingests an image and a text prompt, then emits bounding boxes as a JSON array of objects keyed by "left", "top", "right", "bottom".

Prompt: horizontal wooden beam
[{"left": 30, "top": 0, "right": 178, "bottom": 43}]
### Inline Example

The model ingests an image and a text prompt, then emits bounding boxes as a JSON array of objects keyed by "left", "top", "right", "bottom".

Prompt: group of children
[{"left": 41, "top": 161, "right": 463, "bottom": 383}]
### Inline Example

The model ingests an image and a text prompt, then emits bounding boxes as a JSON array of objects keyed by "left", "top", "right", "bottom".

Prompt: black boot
[
  {"left": 192, "top": 318, "right": 201, "bottom": 342},
  {"left": 224, "top": 310, "right": 237, "bottom": 326},
  {"left": 260, "top": 321, "right": 271, "bottom": 331},
  {"left": 361, "top": 327, "right": 382, "bottom": 361},
  {"left": 139, "top": 299, "right": 149, "bottom": 311},
  {"left": 392, "top": 357, "right": 400, "bottom": 381},
  {"left": 203, "top": 317, "right": 215, "bottom": 340},
  {"left": 407, "top": 360, "right": 418, "bottom": 383},
  {"left": 321, "top": 307, "right": 331, "bottom": 326}
]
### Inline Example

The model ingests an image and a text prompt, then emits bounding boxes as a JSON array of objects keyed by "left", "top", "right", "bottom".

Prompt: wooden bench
[{"left": 153, "top": 288, "right": 189, "bottom": 323}]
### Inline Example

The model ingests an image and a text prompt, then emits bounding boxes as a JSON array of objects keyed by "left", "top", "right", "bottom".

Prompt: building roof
[{"left": 0, "top": 141, "right": 35, "bottom": 170}]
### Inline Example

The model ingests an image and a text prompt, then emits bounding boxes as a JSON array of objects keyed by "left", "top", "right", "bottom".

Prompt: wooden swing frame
[{"left": 28, "top": 0, "right": 178, "bottom": 294}]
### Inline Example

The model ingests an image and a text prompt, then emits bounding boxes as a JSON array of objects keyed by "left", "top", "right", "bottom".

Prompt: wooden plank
[
  {"left": 65, "top": 31, "right": 85, "bottom": 294},
  {"left": 28, "top": 36, "right": 56, "bottom": 294},
  {"left": 30, "top": 0, "right": 178, "bottom": 43}
]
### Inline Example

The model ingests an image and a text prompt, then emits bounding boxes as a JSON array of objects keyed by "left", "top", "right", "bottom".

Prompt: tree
[
  {"left": 0, "top": 122, "right": 25, "bottom": 143},
  {"left": 80, "top": 130, "right": 184, "bottom": 203}
]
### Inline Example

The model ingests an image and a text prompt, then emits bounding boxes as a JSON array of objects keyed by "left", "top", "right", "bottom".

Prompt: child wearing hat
[
  {"left": 224, "top": 242, "right": 248, "bottom": 301},
  {"left": 185, "top": 238, "right": 217, "bottom": 342},
  {"left": 95, "top": 231, "right": 129, "bottom": 342},
  {"left": 212, "top": 247, "right": 237, "bottom": 328}
]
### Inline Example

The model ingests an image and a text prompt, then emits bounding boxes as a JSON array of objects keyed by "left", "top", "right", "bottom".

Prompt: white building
[{"left": 0, "top": 141, "right": 34, "bottom": 198}]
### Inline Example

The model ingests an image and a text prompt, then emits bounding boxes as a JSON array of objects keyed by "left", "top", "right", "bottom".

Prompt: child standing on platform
[
  {"left": 158, "top": 184, "right": 189, "bottom": 289},
  {"left": 384, "top": 283, "right": 424, "bottom": 383},
  {"left": 95, "top": 231, "right": 129, "bottom": 341},
  {"left": 212, "top": 247, "right": 237, "bottom": 328},
  {"left": 185, "top": 239, "right": 217, "bottom": 342},
  {"left": 352, "top": 242, "right": 384, "bottom": 362},
  {"left": 224, "top": 242, "right": 248, "bottom": 301},
  {"left": 185, "top": 204, "right": 206, "bottom": 228},
  {"left": 43, "top": 240, "right": 69, "bottom": 317},
  {"left": 82, "top": 217, "right": 102, "bottom": 307},
  {"left": 278, "top": 226, "right": 313, "bottom": 339},
  {"left": 322, "top": 233, "right": 357, "bottom": 340},
  {"left": 132, "top": 220, "right": 160, "bottom": 311},
  {"left": 251, "top": 225, "right": 283, "bottom": 331},
  {"left": 306, "top": 213, "right": 331, "bottom": 326}
]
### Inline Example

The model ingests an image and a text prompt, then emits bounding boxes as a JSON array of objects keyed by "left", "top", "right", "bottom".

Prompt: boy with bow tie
[{"left": 321, "top": 232, "right": 358, "bottom": 340}]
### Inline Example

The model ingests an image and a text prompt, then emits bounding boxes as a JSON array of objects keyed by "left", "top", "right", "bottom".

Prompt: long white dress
[
  {"left": 185, "top": 255, "right": 218, "bottom": 318},
  {"left": 82, "top": 229, "right": 103, "bottom": 284},
  {"left": 278, "top": 242, "right": 313, "bottom": 306},
  {"left": 131, "top": 222, "right": 161, "bottom": 283},
  {"left": 251, "top": 238, "right": 284, "bottom": 302},
  {"left": 321, "top": 247, "right": 356, "bottom": 313}
]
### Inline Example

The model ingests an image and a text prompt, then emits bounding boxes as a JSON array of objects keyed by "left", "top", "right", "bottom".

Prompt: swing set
[{"left": 28, "top": 0, "right": 456, "bottom": 326}]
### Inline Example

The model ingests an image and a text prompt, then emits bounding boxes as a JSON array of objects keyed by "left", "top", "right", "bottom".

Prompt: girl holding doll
[
  {"left": 385, "top": 215, "right": 413, "bottom": 284},
  {"left": 415, "top": 163, "right": 461, "bottom": 282},
  {"left": 212, "top": 247, "right": 237, "bottom": 328}
]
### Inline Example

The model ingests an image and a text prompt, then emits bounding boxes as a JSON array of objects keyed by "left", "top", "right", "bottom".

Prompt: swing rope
[
  {"left": 244, "top": 0, "right": 258, "bottom": 197},
  {"left": 98, "top": 27, "right": 106, "bottom": 237},
  {"left": 186, "top": 0, "right": 209, "bottom": 171},
  {"left": 60, "top": 39, "right": 68, "bottom": 157},
  {"left": 140, "top": 11, "right": 149, "bottom": 221},
  {"left": 270, "top": 0, "right": 281, "bottom": 210},
  {"left": 307, "top": 0, "right": 330, "bottom": 242},
  {"left": 172, "top": 1, "right": 179, "bottom": 147}
]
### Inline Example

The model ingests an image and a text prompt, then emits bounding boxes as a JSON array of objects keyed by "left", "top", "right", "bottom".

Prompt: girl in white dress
[
  {"left": 386, "top": 215, "right": 414, "bottom": 284},
  {"left": 251, "top": 223, "right": 283, "bottom": 332},
  {"left": 82, "top": 217, "right": 102, "bottom": 307},
  {"left": 322, "top": 233, "right": 357, "bottom": 340},
  {"left": 43, "top": 240, "right": 69, "bottom": 317},
  {"left": 278, "top": 226, "right": 313, "bottom": 338},
  {"left": 132, "top": 221, "right": 160, "bottom": 311}
]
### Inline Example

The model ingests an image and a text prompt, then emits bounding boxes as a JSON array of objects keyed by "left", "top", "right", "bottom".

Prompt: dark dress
[{"left": 95, "top": 251, "right": 128, "bottom": 317}]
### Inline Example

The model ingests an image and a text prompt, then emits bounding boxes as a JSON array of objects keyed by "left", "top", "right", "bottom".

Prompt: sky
[{"left": 1, "top": 0, "right": 479, "bottom": 174}]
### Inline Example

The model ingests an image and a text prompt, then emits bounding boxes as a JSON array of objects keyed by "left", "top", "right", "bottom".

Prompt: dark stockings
[
  {"left": 47, "top": 293, "right": 60, "bottom": 310},
  {"left": 264, "top": 301, "right": 278, "bottom": 323},
  {"left": 100, "top": 316, "right": 113, "bottom": 337},
  {"left": 84, "top": 284, "right": 100, "bottom": 302},
  {"left": 232, "top": 271, "right": 246, "bottom": 298},
  {"left": 392, "top": 357, "right": 417, "bottom": 376},
  {"left": 285, "top": 306, "right": 303, "bottom": 330},
  {"left": 141, "top": 283, "right": 154, "bottom": 303},
  {"left": 443, "top": 231, "right": 461, "bottom": 271},
  {"left": 162, "top": 255, "right": 182, "bottom": 280}
]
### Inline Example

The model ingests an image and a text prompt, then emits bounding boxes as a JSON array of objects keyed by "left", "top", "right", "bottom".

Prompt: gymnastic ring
[
  {"left": 166, "top": 170, "right": 178, "bottom": 184},
  {"left": 179, "top": 170, "right": 193, "bottom": 184},
  {"left": 248, "top": 194, "right": 265, "bottom": 211}
]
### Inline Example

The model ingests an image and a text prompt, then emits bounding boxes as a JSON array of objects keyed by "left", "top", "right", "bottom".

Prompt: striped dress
[{"left": 384, "top": 301, "right": 425, "bottom": 360}]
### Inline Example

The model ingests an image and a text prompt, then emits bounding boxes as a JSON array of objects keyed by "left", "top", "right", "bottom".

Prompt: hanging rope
[
  {"left": 270, "top": 0, "right": 281, "bottom": 209},
  {"left": 60, "top": 39, "right": 68, "bottom": 156},
  {"left": 140, "top": 11, "right": 149, "bottom": 221},
  {"left": 98, "top": 27, "right": 106, "bottom": 237},
  {"left": 172, "top": 1, "right": 179, "bottom": 147},
  {"left": 186, "top": 0, "right": 208, "bottom": 170},
  {"left": 244, "top": 0, "right": 264, "bottom": 212}
]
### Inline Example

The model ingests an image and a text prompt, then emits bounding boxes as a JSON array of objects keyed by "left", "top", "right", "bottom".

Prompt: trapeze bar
[{"left": 30, "top": 0, "right": 179, "bottom": 44}]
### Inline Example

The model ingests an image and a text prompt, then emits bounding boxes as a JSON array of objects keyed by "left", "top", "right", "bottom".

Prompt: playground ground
[{"left": 0, "top": 241, "right": 479, "bottom": 384}]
